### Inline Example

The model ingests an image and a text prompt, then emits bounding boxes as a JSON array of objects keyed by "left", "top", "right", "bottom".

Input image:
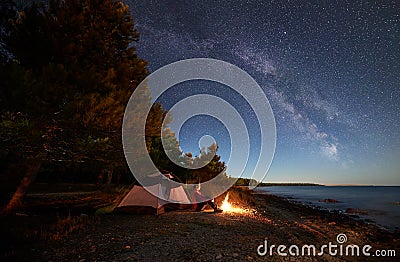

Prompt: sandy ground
[{"left": 1, "top": 187, "right": 399, "bottom": 261}]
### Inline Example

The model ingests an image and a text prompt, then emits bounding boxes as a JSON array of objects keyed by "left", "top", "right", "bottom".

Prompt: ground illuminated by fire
[{"left": 220, "top": 193, "right": 250, "bottom": 214}]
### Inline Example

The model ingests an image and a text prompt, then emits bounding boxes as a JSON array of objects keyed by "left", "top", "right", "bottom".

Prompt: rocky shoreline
[{"left": 1, "top": 187, "right": 399, "bottom": 261}]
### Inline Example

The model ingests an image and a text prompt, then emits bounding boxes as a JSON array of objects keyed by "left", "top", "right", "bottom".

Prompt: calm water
[{"left": 256, "top": 186, "right": 400, "bottom": 231}]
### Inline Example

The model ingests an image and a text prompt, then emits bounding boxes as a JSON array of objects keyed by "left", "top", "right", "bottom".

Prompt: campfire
[
  {"left": 221, "top": 193, "right": 232, "bottom": 210},
  {"left": 220, "top": 193, "right": 247, "bottom": 214}
]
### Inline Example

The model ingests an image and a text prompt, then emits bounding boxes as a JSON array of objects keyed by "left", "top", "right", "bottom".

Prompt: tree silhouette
[
  {"left": 0, "top": 0, "right": 229, "bottom": 211},
  {"left": 0, "top": 0, "right": 148, "bottom": 211},
  {"left": 191, "top": 143, "right": 227, "bottom": 183}
]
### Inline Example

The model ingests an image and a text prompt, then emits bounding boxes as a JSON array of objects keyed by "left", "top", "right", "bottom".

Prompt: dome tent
[{"left": 114, "top": 172, "right": 191, "bottom": 215}]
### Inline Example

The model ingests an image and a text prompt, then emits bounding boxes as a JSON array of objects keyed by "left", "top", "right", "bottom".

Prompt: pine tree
[{"left": 0, "top": 0, "right": 148, "bottom": 211}]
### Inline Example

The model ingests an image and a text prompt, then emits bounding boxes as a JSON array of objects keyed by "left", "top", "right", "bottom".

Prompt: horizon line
[{"left": 259, "top": 182, "right": 400, "bottom": 186}]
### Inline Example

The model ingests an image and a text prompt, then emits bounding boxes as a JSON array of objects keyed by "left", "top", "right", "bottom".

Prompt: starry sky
[{"left": 126, "top": 0, "right": 400, "bottom": 185}]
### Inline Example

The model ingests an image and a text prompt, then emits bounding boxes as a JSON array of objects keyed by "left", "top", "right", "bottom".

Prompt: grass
[{"left": 40, "top": 213, "right": 99, "bottom": 241}]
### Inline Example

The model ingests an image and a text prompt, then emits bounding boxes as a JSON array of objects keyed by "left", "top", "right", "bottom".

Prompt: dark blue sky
[{"left": 126, "top": 0, "right": 400, "bottom": 185}]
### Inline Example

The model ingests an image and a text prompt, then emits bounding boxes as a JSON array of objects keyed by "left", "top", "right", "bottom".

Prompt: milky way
[{"left": 126, "top": 0, "right": 400, "bottom": 185}]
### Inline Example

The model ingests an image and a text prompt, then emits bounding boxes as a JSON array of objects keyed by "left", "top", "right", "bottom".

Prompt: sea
[{"left": 256, "top": 186, "right": 400, "bottom": 231}]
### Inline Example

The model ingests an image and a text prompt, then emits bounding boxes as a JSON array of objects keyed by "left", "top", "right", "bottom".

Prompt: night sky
[{"left": 126, "top": 0, "right": 400, "bottom": 185}]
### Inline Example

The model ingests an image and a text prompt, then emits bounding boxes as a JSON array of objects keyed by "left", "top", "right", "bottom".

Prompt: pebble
[{"left": 216, "top": 254, "right": 223, "bottom": 260}]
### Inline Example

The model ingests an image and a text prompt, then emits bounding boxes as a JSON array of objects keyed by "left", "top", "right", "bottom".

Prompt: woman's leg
[{"left": 195, "top": 202, "right": 206, "bottom": 211}]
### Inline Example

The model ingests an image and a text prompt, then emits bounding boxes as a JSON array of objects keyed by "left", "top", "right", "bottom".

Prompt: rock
[
  {"left": 233, "top": 253, "right": 239, "bottom": 257},
  {"left": 319, "top": 199, "right": 340, "bottom": 203},
  {"left": 345, "top": 208, "right": 368, "bottom": 215},
  {"left": 216, "top": 254, "right": 223, "bottom": 260},
  {"left": 15, "top": 212, "right": 29, "bottom": 217}
]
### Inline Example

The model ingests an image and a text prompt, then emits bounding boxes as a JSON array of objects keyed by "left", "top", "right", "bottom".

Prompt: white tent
[{"left": 114, "top": 173, "right": 191, "bottom": 215}]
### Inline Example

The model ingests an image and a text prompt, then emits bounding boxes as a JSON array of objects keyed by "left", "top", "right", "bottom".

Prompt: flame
[
  {"left": 221, "top": 193, "right": 232, "bottom": 211},
  {"left": 220, "top": 193, "right": 246, "bottom": 213}
]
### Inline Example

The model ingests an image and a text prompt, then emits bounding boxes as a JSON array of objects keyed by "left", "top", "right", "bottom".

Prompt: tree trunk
[
  {"left": 3, "top": 159, "right": 42, "bottom": 213},
  {"left": 102, "top": 167, "right": 113, "bottom": 192},
  {"left": 106, "top": 168, "right": 113, "bottom": 185}
]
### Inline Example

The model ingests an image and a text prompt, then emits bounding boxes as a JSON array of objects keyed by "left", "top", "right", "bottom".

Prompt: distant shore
[
  {"left": 258, "top": 182, "right": 324, "bottom": 186},
  {"left": 258, "top": 183, "right": 400, "bottom": 187}
]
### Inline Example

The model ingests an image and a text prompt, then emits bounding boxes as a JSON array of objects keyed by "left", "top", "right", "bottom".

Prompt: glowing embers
[{"left": 220, "top": 193, "right": 247, "bottom": 214}]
